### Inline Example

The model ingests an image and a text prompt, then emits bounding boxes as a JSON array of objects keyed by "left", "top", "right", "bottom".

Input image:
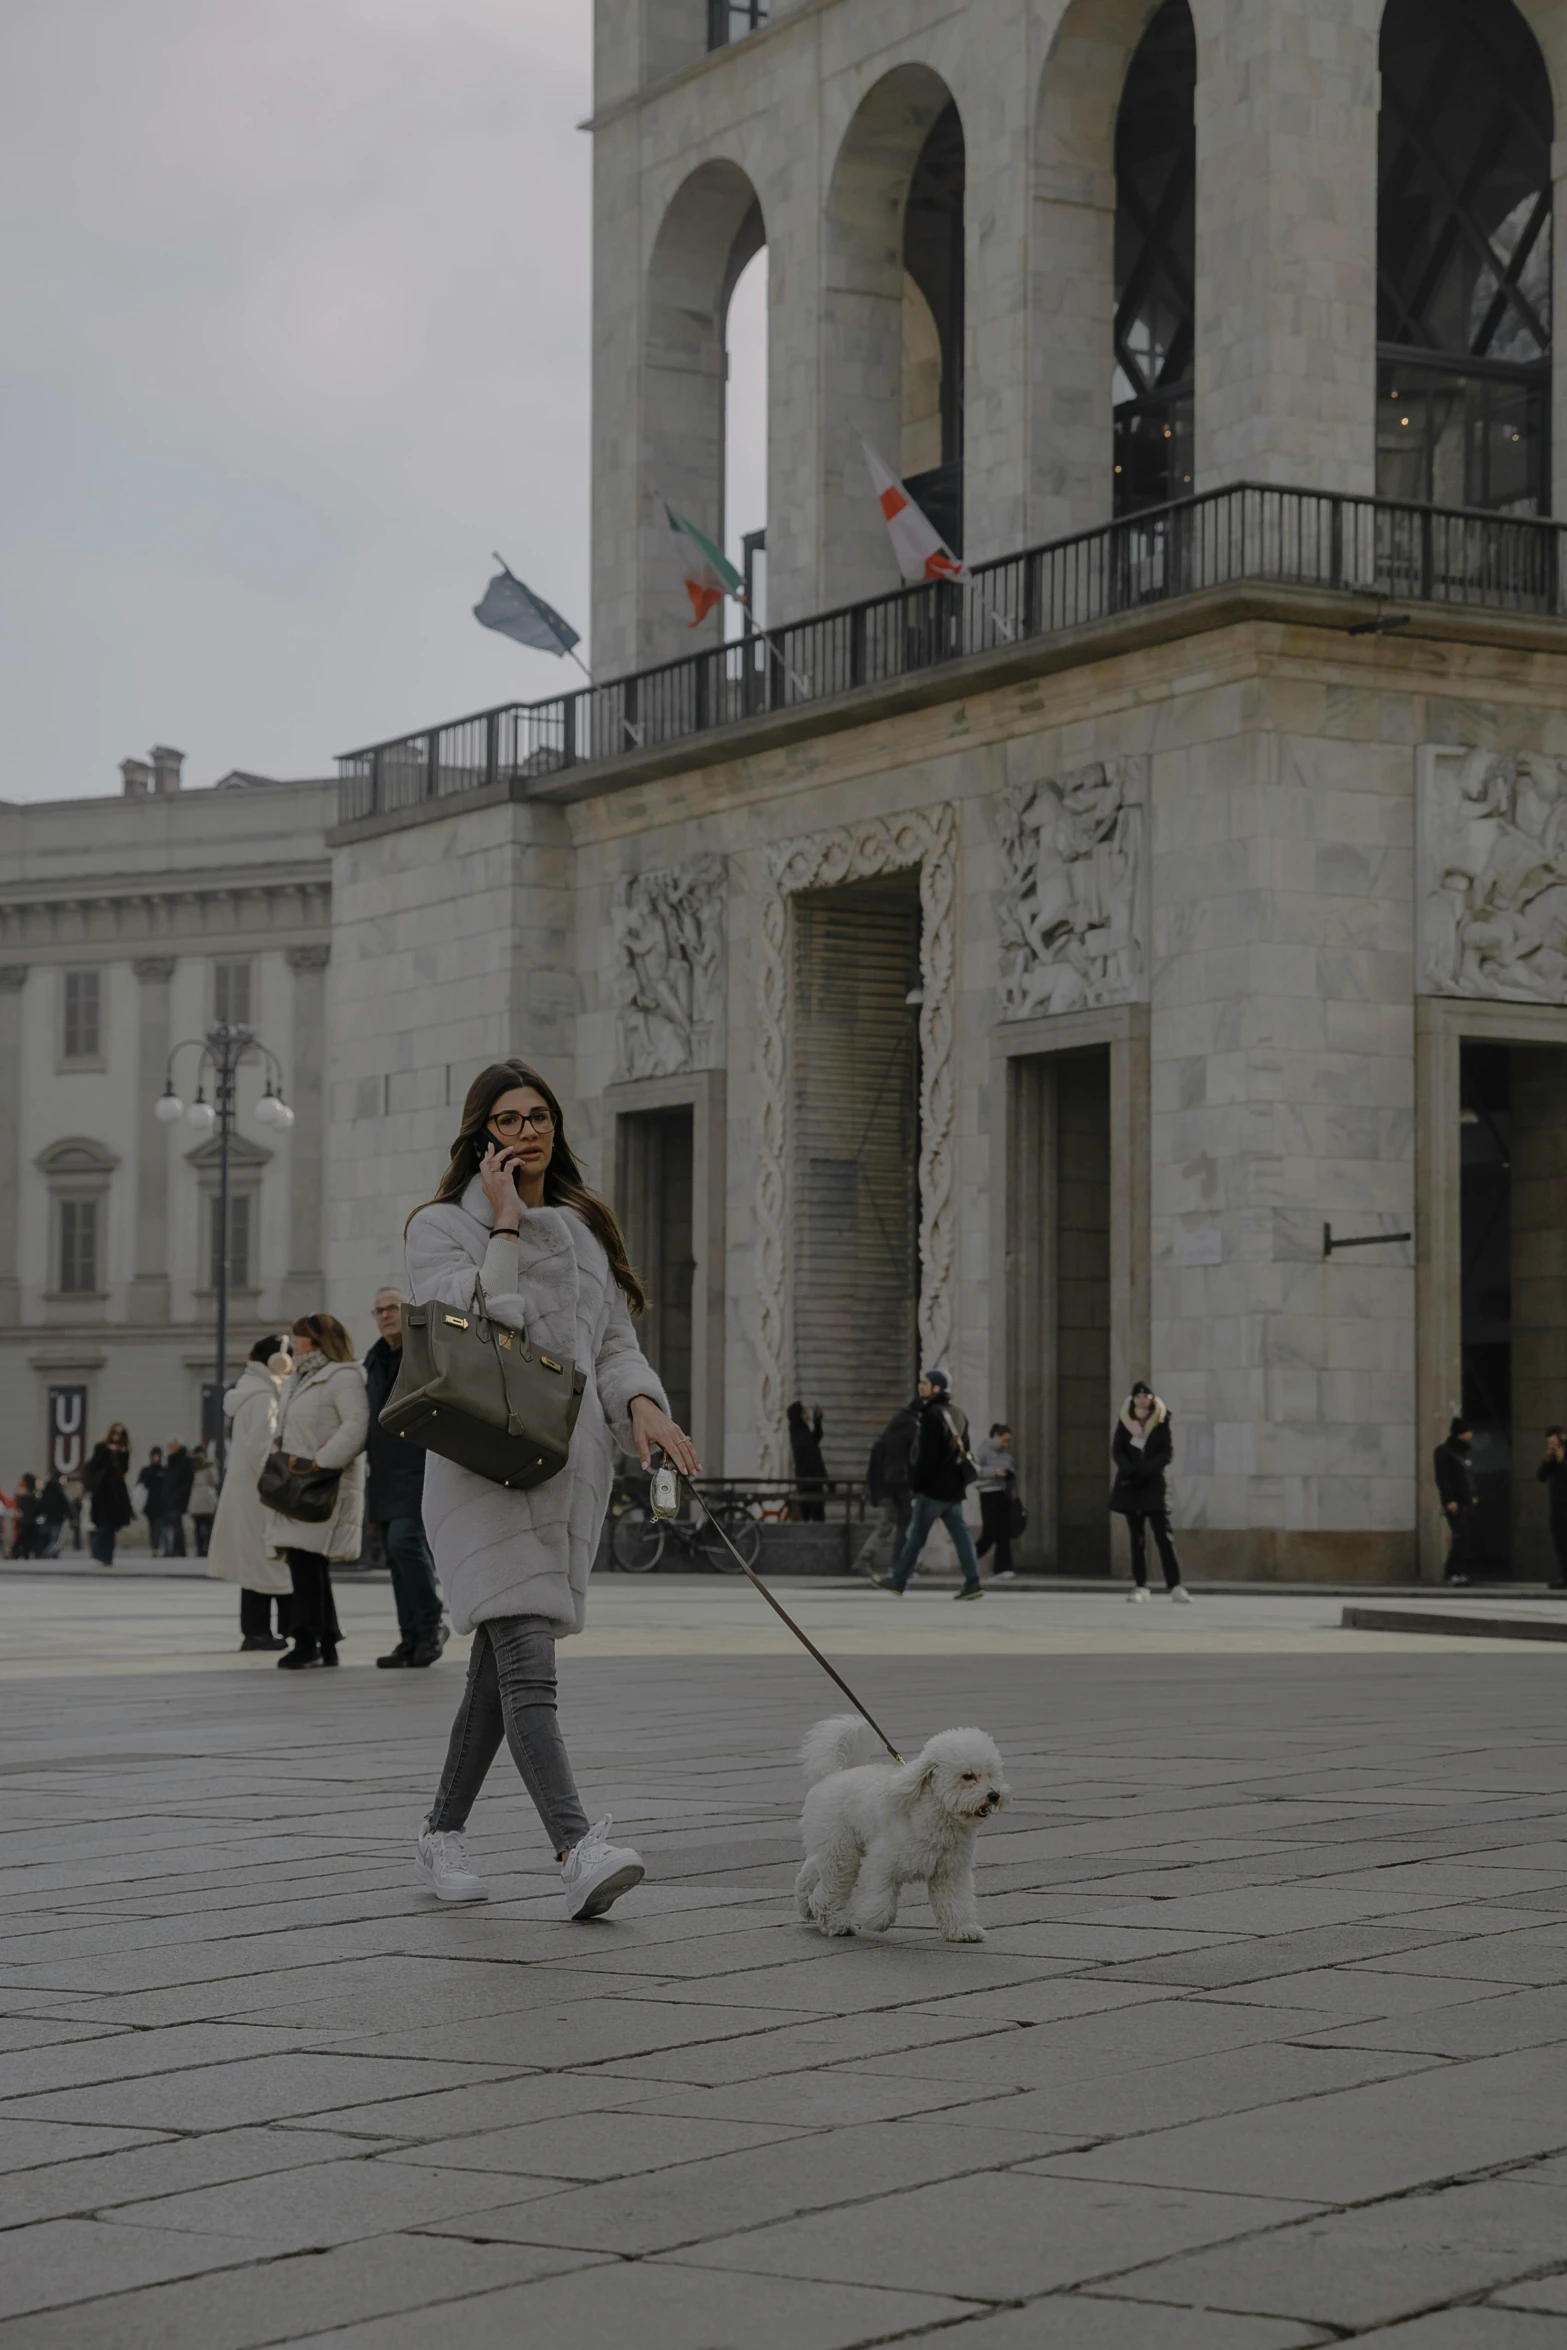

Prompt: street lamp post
[{"left": 155, "top": 1022, "right": 293, "bottom": 1475}]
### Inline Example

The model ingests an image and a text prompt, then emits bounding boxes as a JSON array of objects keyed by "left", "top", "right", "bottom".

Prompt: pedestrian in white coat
[
  {"left": 206, "top": 1337, "right": 293, "bottom": 1650},
  {"left": 263, "top": 1314, "right": 369, "bottom": 1670},
  {"left": 405, "top": 1059, "right": 697, "bottom": 1920}
]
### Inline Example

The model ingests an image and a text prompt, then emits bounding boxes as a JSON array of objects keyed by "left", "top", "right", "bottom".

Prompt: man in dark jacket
[
  {"left": 364, "top": 1289, "right": 448, "bottom": 1666},
  {"left": 872, "top": 1369, "right": 983, "bottom": 1600},
  {"left": 135, "top": 1448, "right": 166, "bottom": 1553},
  {"left": 38, "top": 1471, "right": 70, "bottom": 1559},
  {"left": 854, "top": 1396, "right": 918, "bottom": 1576},
  {"left": 161, "top": 1440, "right": 195, "bottom": 1556},
  {"left": 1538, "top": 1426, "right": 1567, "bottom": 1589},
  {"left": 1434, "top": 1416, "right": 1478, "bottom": 1585}
]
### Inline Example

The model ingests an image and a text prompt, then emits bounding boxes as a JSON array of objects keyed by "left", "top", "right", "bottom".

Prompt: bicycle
[{"left": 610, "top": 1487, "right": 762, "bottom": 1574}]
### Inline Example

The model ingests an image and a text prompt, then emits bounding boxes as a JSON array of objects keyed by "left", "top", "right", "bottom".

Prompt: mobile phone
[{"left": 650, "top": 1455, "right": 679, "bottom": 1518}]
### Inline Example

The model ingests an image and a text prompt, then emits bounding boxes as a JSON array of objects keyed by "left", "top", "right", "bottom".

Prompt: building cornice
[{"left": 0, "top": 862, "right": 331, "bottom": 956}]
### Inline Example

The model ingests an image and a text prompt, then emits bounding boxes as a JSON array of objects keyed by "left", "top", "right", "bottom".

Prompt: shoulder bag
[
  {"left": 257, "top": 1451, "right": 342, "bottom": 1524},
  {"left": 379, "top": 1280, "right": 586, "bottom": 1490}
]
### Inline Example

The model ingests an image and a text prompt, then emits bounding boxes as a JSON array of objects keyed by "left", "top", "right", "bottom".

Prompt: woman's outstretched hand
[{"left": 630, "top": 1395, "right": 699, "bottom": 1478}]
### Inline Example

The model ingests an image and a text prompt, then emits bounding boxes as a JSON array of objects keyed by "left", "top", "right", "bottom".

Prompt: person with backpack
[
  {"left": 871, "top": 1368, "right": 983, "bottom": 1600},
  {"left": 853, "top": 1394, "right": 918, "bottom": 1576}
]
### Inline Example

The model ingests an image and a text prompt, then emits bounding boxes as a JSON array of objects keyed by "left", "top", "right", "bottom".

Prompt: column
[
  {"left": 1193, "top": 0, "right": 1379, "bottom": 495},
  {"left": 282, "top": 946, "right": 328, "bottom": 1317},
  {"left": 128, "top": 957, "right": 175, "bottom": 1323},
  {"left": 0, "top": 966, "right": 26, "bottom": 1322}
]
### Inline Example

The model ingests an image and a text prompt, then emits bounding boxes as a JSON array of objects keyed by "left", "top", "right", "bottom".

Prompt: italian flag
[
  {"left": 666, "top": 504, "right": 746, "bottom": 626},
  {"left": 863, "top": 441, "right": 965, "bottom": 583}
]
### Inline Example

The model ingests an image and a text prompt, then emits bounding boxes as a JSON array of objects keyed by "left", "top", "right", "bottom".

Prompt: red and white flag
[{"left": 862, "top": 441, "right": 965, "bottom": 584}]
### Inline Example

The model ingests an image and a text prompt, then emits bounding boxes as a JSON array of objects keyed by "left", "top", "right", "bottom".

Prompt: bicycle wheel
[
  {"left": 696, "top": 1501, "right": 761, "bottom": 1573},
  {"left": 611, "top": 1504, "right": 665, "bottom": 1573}
]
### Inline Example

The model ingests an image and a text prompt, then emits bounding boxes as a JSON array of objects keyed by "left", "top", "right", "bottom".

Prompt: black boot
[
  {"left": 409, "top": 1626, "right": 449, "bottom": 1668},
  {"left": 377, "top": 1640, "right": 414, "bottom": 1669},
  {"left": 278, "top": 1639, "right": 320, "bottom": 1670},
  {"left": 319, "top": 1640, "right": 339, "bottom": 1668}
]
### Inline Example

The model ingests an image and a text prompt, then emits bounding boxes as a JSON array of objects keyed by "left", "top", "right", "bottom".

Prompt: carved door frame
[{"left": 753, "top": 805, "right": 958, "bottom": 1479}]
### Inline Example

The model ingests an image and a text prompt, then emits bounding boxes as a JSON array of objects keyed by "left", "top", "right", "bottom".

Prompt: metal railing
[{"left": 337, "top": 482, "right": 1564, "bottom": 825}]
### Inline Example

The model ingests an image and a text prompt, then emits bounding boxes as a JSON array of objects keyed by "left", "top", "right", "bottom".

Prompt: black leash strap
[{"left": 680, "top": 1480, "right": 904, "bottom": 1763}]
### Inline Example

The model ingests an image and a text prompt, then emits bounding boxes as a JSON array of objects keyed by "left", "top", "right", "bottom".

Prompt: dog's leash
[{"left": 670, "top": 1472, "right": 905, "bottom": 1764}]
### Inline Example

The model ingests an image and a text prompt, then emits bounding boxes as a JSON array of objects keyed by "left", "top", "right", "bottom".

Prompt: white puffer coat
[
  {"left": 206, "top": 1362, "right": 290, "bottom": 1594},
  {"left": 261, "top": 1353, "right": 369, "bottom": 1563},
  {"left": 404, "top": 1176, "right": 668, "bottom": 1637}
]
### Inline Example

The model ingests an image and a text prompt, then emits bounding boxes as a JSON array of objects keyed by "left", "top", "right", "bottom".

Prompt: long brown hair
[
  {"left": 292, "top": 1312, "right": 355, "bottom": 1364},
  {"left": 416, "top": 1061, "right": 646, "bottom": 1313}
]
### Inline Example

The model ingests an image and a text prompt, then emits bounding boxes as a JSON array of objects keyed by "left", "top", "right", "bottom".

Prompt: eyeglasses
[{"left": 489, "top": 1108, "right": 554, "bottom": 1138}]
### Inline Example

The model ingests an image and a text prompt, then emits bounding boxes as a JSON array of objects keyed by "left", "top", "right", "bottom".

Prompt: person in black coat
[
  {"left": 854, "top": 1397, "right": 918, "bottom": 1574},
  {"left": 364, "top": 1289, "right": 448, "bottom": 1666},
  {"left": 1433, "top": 1416, "right": 1478, "bottom": 1585},
  {"left": 84, "top": 1425, "right": 133, "bottom": 1566},
  {"left": 38, "top": 1471, "right": 70, "bottom": 1559},
  {"left": 787, "top": 1401, "right": 828, "bottom": 1523},
  {"left": 1537, "top": 1426, "right": 1567, "bottom": 1590},
  {"left": 1110, "top": 1383, "right": 1189, "bottom": 1602},
  {"left": 135, "top": 1447, "right": 166, "bottom": 1552},
  {"left": 161, "top": 1440, "right": 195, "bottom": 1557}
]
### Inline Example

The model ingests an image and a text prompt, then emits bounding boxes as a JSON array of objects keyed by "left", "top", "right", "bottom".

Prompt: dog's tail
[{"left": 800, "top": 1714, "right": 885, "bottom": 1784}]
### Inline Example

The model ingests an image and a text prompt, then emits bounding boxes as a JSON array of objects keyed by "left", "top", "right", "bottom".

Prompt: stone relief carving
[
  {"left": 995, "top": 756, "right": 1147, "bottom": 1017},
  {"left": 1419, "top": 748, "right": 1567, "bottom": 1001},
  {"left": 611, "top": 855, "right": 726, "bottom": 1078},
  {"left": 753, "top": 806, "right": 957, "bottom": 1479}
]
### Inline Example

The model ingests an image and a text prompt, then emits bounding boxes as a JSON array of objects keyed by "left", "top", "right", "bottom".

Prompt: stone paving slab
[{"left": 4, "top": 1587, "right": 1567, "bottom": 2344}]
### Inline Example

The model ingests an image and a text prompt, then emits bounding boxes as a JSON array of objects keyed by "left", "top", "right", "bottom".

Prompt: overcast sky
[{"left": 1, "top": 0, "right": 772, "bottom": 803}]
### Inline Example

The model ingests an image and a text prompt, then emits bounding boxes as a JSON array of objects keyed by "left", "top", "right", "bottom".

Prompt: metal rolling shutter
[{"left": 791, "top": 878, "right": 921, "bottom": 1481}]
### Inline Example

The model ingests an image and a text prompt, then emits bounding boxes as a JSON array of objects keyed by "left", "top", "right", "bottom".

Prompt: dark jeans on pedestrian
[
  {"left": 384, "top": 1515, "right": 444, "bottom": 1641},
  {"left": 976, "top": 1489, "right": 1013, "bottom": 1576},
  {"left": 89, "top": 1525, "right": 116, "bottom": 1565},
  {"left": 164, "top": 1515, "right": 186, "bottom": 1558},
  {"left": 1127, "top": 1509, "right": 1182, "bottom": 1590},
  {"left": 890, "top": 1493, "right": 981, "bottom": 1591},
  {"left": 284, "top": 1550, "right": 342, "bottom": 1656},
  {"left": 240, "top": 1587, "right": 291, "bottom": 1641},
  {"left": 429, "top": 1616, "right": 590, "bottom": 1858},
  {"left": 1445, "top": 1505, "right": 1481, "bottom": 1581},
  {"left": 193, "top": 1515, "right": 213, "bottom": 1559},
  {"left": 1550, "top": 1521, "right": 1567, "bottom": 1589}
]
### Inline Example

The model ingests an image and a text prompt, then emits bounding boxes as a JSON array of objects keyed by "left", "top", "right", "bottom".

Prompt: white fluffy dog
[{"left": 794, "top": 1715, "right": 1010, "bottom": 1943}]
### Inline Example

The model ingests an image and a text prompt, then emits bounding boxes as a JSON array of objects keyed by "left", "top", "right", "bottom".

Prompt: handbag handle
[{"left": 469, "top": 1276, "right": 533, "bottom": 1364}]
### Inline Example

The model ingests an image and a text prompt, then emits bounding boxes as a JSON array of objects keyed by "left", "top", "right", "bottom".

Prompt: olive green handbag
[{"left": 379, "top": 1282, "right": 587, "bottom": 1489}]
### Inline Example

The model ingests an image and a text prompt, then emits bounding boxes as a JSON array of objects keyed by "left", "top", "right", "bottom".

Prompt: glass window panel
[
  {"left": 213, "top": 961, "right": 252, "bottom": 1027},
  {"left": 62, "top": 970, "right": 100, "bottom": 1061},
  {"left": 59, "top": 1199, "right": 98, "bottom": 1293},
  {"left": 1113, "top": 0, "right": 1195, "bottom": 516},
  {"left": 209, "top": 1192, "right": 253, "bottom": 1290}
]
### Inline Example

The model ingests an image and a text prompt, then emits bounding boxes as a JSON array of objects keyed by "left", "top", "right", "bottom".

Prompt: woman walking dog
[{"left": 405, "top": 1061, "right": 696, "bottom": 1919}]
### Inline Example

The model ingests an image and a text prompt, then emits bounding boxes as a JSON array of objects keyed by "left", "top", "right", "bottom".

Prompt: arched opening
[
  {"left": 1377, "top": 0, "right": 1553, "bottom": 514},
  {"left": 724, "top": 243, "right": 769, "bottom": 637},
  {"left": 1112, "top": 0, "right": 1195, "bottom": 516},
  {"left": 901, "top": 101, "right": 965, "bottom": 553},
  {"left": 822, "top": 67, "right": 962, "bottom": 603},
  {"left": 640, "top": 161, "right": 765, "bottom": 665}
]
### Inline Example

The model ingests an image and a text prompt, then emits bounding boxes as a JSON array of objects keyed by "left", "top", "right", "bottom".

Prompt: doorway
[
  {"left": 615, "top": 1105, "right": 695, "bottom": 1439},
  {"left": 1007, "top": 1044, "right": 1113, "bottom": 1571},
  {"left": 1457, "top": 1039, "right": 1567, "bottom": 1579}
]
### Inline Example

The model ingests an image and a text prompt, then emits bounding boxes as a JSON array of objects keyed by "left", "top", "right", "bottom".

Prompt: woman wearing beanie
[{"left": 1110, "top": 1382, "right": 1190, "bottom": 1603}]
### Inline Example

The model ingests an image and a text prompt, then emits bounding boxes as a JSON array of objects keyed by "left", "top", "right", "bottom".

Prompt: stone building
[
  {"left": 0, "top": 755, "right": 334, "bottom": 1480},
  {"left": 14, "top": 0, "right": 1567, "bottom": 1584}
]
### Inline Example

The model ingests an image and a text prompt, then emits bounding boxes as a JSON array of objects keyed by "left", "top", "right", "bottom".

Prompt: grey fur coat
[
  {"left": 404, "top": 1176, "right": 668, "bottom": 1638},
  {"left": 261, "top": 1354, "right": 369, "bottom": 1563}
]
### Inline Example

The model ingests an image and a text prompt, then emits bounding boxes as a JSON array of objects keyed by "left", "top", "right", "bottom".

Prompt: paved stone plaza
[{"left": 3, "top": 1576, "right": 1567, "bottom": 2345}]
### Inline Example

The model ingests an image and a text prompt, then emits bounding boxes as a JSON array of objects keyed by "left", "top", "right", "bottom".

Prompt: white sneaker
[
  {"left": 561, "top": 1815, "right": 645, "bottom": 1920},
  {"left": 1127, "top": 1587, "right": 1150, "bottom": 1604},
  {"left": 415, "top": 1825, "right": 488, "bottom": 1903},
  {"left": 1170, "top": 1586, "right": 1192, "bottom": 1604}
]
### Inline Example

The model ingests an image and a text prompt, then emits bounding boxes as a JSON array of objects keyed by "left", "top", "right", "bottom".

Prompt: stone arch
[
  {"left": 1028, "top": 0, "right": 1176, "bottom": 543},
  {"left": 821, "top": 65, "right": 963, "bottom": 605},
  {"left": 639, "top": 159, "right": 766, "bottom": 666}
]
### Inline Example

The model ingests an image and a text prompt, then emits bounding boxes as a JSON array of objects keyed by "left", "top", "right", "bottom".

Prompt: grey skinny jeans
[{"left": 429, "top": 1616, "right": 590, "bottom": 1857}]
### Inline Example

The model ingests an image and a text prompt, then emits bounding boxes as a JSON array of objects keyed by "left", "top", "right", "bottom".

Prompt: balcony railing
[{"left": 337, "top": 482, "right": 1564, "bottom": 826}]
